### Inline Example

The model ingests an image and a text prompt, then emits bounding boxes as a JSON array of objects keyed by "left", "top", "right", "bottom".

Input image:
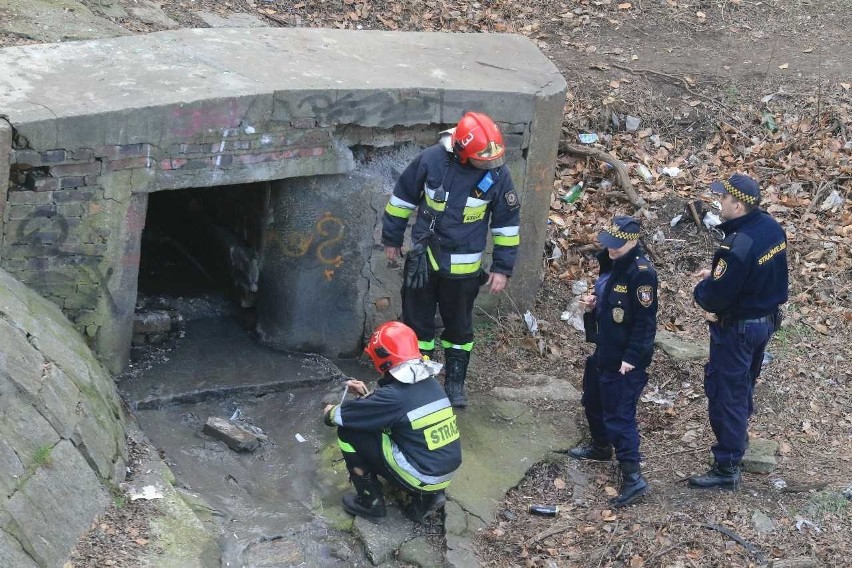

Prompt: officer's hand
[
  {"left": 385, "top": 246, "right": 401, "bottom": 261},
  {"left": 487, "top": 272, "right": 508, "bottom": 294},
  {"left": 346, "top": 380, "right": 368, "bottom": 396},
  {"left": 694, "top": 268, "right": 711, "bottom": 281},
  {"left": 619, "top": 361, "right": 635, "bottom": 375},
  {"left": 579, "top": 294, "right": 597, "bottom": 313}
]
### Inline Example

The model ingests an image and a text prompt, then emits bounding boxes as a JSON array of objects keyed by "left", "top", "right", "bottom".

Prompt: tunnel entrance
[{"left": 133, "top": 183, "right": 268, "bottom": 350}]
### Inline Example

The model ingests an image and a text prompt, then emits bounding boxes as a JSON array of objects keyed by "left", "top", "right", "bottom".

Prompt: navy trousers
[
  {"left": 704, "top": 320, "right": 773, "bottom": 466},
  {"left": 581, "top": 354, "right": 649, "bottom": 464}
]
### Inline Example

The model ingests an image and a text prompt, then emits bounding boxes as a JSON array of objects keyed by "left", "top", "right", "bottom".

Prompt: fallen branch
[
  {"left": 559, "top": 142, "right": 647, "bottom": 210},
  {"left": 701, "top": 523, "right": 766, "bottom": 564},
  {"left": 527, "top": 522, "right": 574, "bottom": 545}
]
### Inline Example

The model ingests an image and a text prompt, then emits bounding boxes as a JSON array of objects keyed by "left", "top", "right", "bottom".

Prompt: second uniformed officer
[
  {"left": 564, "top": 216, "right": 658, "bottom": 507},
  {"left": 690, "top": 173, "right": 788, "bottom": 489}
]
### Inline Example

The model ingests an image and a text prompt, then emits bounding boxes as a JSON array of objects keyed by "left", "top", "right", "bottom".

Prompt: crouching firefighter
[
  {"left": 322, "top": 321, "right": 462, "bottom": 522},
  {"left": 381, "top": 111, "right": 521, "bottom": 408}
]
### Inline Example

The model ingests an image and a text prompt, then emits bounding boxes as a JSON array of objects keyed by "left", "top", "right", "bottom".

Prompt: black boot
[
  {"left": 688, "top": 462, "right": 742, "bottom": 489},
  {"left": 611, "top": 461, "right": 648, "bottom": 508},
  {"left": 404, "top": 490, "right": 447, "bottom": 523},
  {"left": 342, "top": 472, "right": 387, "bottom": 519},
  {"left": 561, "top": 441, "right": 613, "bottom": 461},
  {"left": 444, "top": 348, "right": 470, "bottom": 408}
]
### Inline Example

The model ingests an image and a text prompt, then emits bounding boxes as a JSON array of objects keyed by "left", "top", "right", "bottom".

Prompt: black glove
[{"left": 404, "top": 242, "right": 429, "bottom": 290}]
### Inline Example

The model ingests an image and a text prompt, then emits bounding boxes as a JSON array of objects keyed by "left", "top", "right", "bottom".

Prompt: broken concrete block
[
  {"left": 655, "top": 330, "right": 709, "bottom": 361},
  {"left": 742, "top": 438, "right": 780, "bottom": 474},
  {"left": 202, "top": 417, "right": 260, "bottom": 452}
]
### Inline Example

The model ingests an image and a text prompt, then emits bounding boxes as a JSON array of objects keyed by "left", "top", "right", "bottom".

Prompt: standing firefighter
[
  {"left": 382, "top": 111, "right": 521, "bottom": 408},
  {"left": 690, "top": 173, "right": 788, "bottom": 489},
  {"left": 323, "top": 321, "right": 461, "bottom": 522},
  {"left": 564, "top": 216, "right": 658, "bottom": 507}
]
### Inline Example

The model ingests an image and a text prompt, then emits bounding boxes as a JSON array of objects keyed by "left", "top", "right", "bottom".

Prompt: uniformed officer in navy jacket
[
  {"left": 690, "top": 173, "right": 788, "bottom": 489},
  {"left": 563, "top": 216, "right": 658, "bottom": 508}
]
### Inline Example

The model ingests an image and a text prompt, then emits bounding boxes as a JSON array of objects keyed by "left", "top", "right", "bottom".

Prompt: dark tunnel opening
[{"left": 133, "top": 183, "right": 268, "bottom": 348}]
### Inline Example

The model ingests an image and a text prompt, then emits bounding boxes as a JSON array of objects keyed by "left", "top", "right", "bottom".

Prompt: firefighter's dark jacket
[
  {"left": 382, "top": 143, "right": 521, "bottom": 277},
  {"left": 694, "top": 208, "right": 788, "bottom": 319},
  {"left": 584, "top": 246, "right": 658, "bottom": 371},
  {"left": 324, "top": 374, "right": 461, "bottom": 483}
]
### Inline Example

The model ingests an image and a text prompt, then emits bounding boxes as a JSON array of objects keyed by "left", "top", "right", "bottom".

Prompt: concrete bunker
[{"left": 0, "top": 28, "right": 567, "bottom": 374}]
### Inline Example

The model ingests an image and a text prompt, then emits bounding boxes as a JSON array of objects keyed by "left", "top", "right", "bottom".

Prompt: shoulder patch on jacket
[
  {"left": 637, "top": 285, "right": 654, "bottom": 307},
  {"left": 504, "top": 190, "right": 520, "bottom": 210},
  {"left": 713, "top": 258, "right": 727, "bottom": 280}
]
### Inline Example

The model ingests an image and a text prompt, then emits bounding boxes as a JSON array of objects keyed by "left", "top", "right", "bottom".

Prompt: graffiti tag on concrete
[
  {"left": 295, "top": 92, "right": 439, "bottom": 127},
  {"left": 265, "top": 212, "right": 346, "bottom": 281}
]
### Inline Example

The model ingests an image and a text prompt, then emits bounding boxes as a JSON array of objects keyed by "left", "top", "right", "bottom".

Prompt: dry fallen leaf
[
  {"left": 604, "top": 486, "right": 619, "bottom": 496},
  {"left": 778, "top": 63, "right": 789, "bottom": 69},
  {"left": 602, "top": 509, "right": 618, "bottom": 521},
  {"left": 696, "top": 10, "right": 706, "bottom": 18},
  {"left": 841, "top": 83, "right": 851, "bottom": 90},
  {"left": 618, "top": 2, "right": 633, "bottom": 9},
  {"left": 554, "top": 477, "right": 567, "bottom": 490}
]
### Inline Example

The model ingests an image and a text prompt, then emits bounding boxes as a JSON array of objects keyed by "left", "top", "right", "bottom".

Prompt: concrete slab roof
[{"left": 0, "top": 28, "right": 565, "bottom": 124}]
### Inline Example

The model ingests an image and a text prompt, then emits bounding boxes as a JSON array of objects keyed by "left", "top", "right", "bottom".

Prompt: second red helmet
[{"left": 451, "top": 112, "right": 506, "bottom": 170}]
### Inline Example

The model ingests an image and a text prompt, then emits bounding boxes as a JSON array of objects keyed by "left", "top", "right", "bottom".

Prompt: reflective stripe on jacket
[
  {"left": 328, "top": 375, "right": 462, "bottom": 489},
  {"left": 382, "top": 143, "right": 520, "bottom": 277}
]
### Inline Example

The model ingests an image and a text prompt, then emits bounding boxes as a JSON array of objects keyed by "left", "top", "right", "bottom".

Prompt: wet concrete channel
[{"left": 119, "top": 316, "right": 406, "bottom": 567}]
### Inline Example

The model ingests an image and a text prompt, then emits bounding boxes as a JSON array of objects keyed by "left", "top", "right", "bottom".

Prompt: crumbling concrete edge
[{"left": 0, "top": 117, "right": 12, "bottom": 253}]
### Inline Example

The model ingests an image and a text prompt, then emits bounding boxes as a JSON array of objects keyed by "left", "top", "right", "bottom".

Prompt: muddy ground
[{"left": 3, "top": 0, "right": 851, "bottom": 566}]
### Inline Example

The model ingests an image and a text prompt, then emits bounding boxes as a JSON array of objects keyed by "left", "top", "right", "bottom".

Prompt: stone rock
[
  {"left": 195, "top": 11, "right": 267, "bottom": 27},
  {"left": 397, "top": 536, "right": 443, "bottom": 568},
  {"left": 492, "top": 374, "right": 581, "bottom": 403},
  {"left": 0, "top": 0, "right": 130, "bottom": 43},
  {"left": 353, "top": 505, "right": 412, "bottom": 565},
  {"left": 6, "top": 440, "right": 111, "bottom": 567},
  {"left": 127, "top": 1, "right": 180, "bottom": 29},
  {"left": 742, "top": 438, "right": 779, "bottom": 474},
  {"left": 655, "top": 330, "right": 709, "bottom": 361},
  {"left": 443, "top": 499, "right": 468, "bottom": 537},
  {"left": 445, "top": 534, "right": 481, "bottom": 568},
  {"left": 202, "top": 417, "right": 261, "bottom": 452},
  {"left": 0, "top": 530, "right": 38, "bottom": 568},
  {"left": 751, "top": 509, "right": 776, "bottom": 533},
  {"left": 134, "top": 310, "right": 172, "bottom": 333},
  {"left": 243, "top": 535, "right": 304, "bottom": 566},
  {"left": 571, "top": 280, "right": 589, "bottom": 295}
]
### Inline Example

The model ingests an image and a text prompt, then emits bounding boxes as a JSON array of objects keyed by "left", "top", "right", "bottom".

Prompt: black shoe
[
  {"left": 342, "top": 493, "right": 387, "bottom": 519},
  {"left": 404, "top": 491, "right": 446, "bottom": 523},
  {"left": 342, "top": 473, "right": 387, "bottom": 519},
  {"left": 444, "top": 380, "right": 468, "bottom": 408},
  {"left": 611, "top": 463, "right": 648, "bottom": 508},
  {"left": 562, "top": 444, "right": 613, "bottom": 461},
  {"left": 444, "top": 348, "right": 470, "bottom": 408},
  {"left": 688, "top": 463, "right": 742, "bottom": 489}
]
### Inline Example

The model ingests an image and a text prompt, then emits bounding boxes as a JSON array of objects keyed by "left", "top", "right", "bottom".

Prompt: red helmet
[
  {"left": 364, "top": 321, "right": 421, "bottom": 374},
  {"left": 452, "top": 112, "right": 506, "bottom": 170}
]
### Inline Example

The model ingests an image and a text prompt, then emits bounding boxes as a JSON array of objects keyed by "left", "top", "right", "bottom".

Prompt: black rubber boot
[
  {"left": 444, "top": 348, "right": 470, "bottom": 408},
  {"left": 688, "top": 462, "right": 742, "bottom": 489},
  {"left": 611, "top": 461, "right": 648, "bottom": 508},
  {"left": 404, "top": 490, "right": 447, "bottom": 523},
  {"left": 562, "top": 441, "right": 613, "bottom": 462},
  {"left": 342, "top": 472, "right": 387, "bottom": 519}
]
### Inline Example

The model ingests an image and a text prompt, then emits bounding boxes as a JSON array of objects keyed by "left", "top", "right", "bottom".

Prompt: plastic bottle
[{"left": 561, "top": 181, "right": 584, "bottom": 204}]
